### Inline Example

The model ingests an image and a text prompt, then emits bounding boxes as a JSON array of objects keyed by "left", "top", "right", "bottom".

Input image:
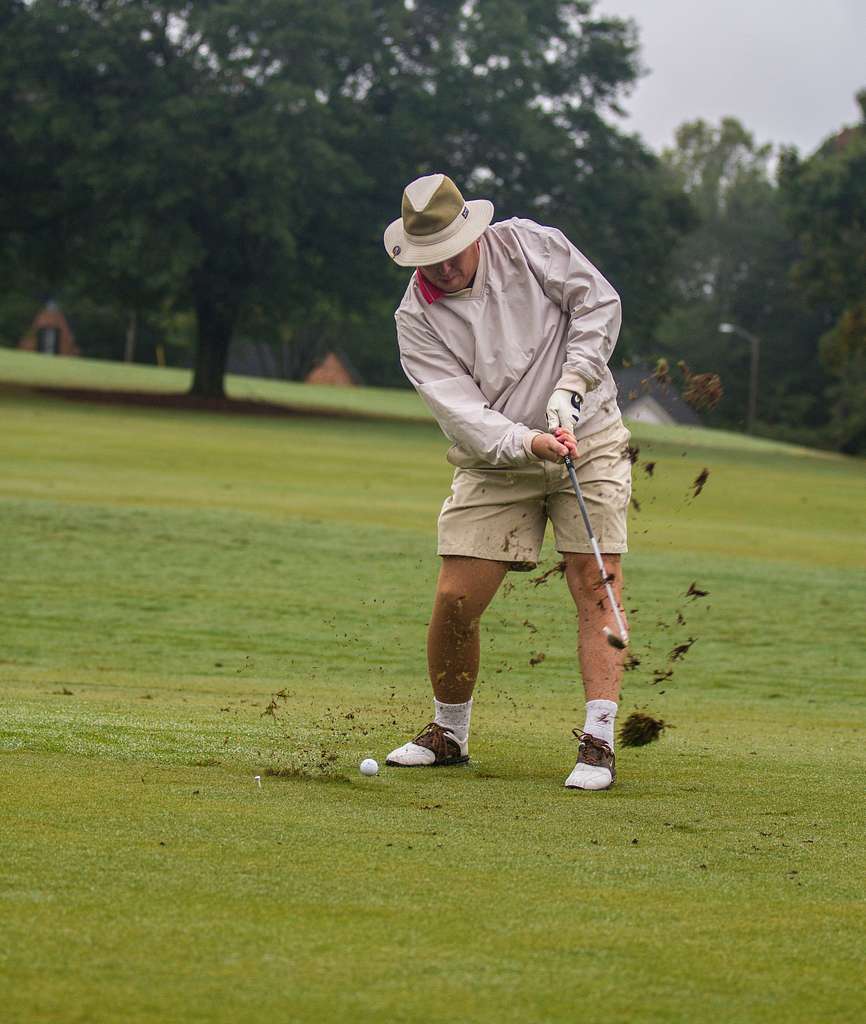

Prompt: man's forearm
[
  {"left": 413, "top": 374, "right": 543, "bottom": 467},
  {"left": 557, "top": 294, "right": 621, "bottom": 392}
]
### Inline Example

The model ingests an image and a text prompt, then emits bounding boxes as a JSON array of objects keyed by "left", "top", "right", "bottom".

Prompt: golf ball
[{"left": 359, "top": 758, "right": 379, "bottom": 777}]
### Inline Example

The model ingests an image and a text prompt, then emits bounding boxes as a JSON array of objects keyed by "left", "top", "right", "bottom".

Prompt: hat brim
[{"left": 383, "top": 199, "right": 494, "bottom": 267}]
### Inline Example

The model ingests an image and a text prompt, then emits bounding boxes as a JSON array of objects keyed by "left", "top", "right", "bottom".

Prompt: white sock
[
  {"left": 583, "top": 699, "right": 617, "bottom": 748},
  {"left": 434, "top": 698, "right": 473, "bottom": 743}
]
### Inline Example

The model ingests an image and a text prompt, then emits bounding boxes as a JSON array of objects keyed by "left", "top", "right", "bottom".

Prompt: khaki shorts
[{"left": 438, "top": 419, "right": 632, "bottom": 570}]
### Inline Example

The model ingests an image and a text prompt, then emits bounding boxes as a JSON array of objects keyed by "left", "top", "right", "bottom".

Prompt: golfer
[{"left": 382, "top": 174, "right": 631, "bottom": 790}]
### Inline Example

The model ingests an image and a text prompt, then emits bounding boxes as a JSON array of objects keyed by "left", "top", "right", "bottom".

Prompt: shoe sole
[{"left": 385, "top": 756, "right": 470, "bottom": 768}]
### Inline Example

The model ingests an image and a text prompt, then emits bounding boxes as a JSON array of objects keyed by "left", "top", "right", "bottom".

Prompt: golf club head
[{"left": 603, "top": 626, "right": 628, "bottom": 650}]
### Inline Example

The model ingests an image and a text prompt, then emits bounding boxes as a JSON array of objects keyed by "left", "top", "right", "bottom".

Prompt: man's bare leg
[
  {"left": 386, "top": 556, "right": 507, "bottom": 766},
  {"left": 427, "top": 555, "right": 509, "bottom": 702},
  {"left": 563, "top": 552, "right": 625, "bottom": 702},
  {"left": 563, "top": 551, "right": 627, "bottom": 790}
]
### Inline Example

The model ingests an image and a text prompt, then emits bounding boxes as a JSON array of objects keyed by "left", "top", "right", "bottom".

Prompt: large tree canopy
[
  {"left": 655, "top": 118, "right": 827, "bottom": 435},
  {"left": 2, "top": 0, "right": 690, "bottom": 395},
  {"left": 5, "top": 0, "right": 366, "bottom": 394},
  {"left": 779, "top": 91, "right": 866, "bottom": 452}
]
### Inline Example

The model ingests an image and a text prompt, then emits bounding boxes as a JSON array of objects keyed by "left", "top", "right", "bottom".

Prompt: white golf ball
[{"left": 359, "top": 758, "right": 379, "bottom": 777}]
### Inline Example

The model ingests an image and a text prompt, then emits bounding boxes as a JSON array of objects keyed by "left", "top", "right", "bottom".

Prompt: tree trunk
[
  {"left": 189, "top": 293, "right": 237, "bottom": 398},
  {"left": 124, "top": 310, "right": 137, "bottom": 363}
]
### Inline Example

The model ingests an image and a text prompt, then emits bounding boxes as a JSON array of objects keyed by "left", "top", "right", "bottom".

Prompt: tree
[
  {"left": 5, "top": 1, "right": 360, "bottom": 395},
  {"left": 341, "top": 0, "right": 691, "bottom": 356},
  {"left": 779, "top": 91, "right": 866, "bottom": 453},
  {"left": 3, "top": 1, "right": 690, "bottom": 395},
  {"left": 655, "top": 118, "right": 827, "bottom": 436}
]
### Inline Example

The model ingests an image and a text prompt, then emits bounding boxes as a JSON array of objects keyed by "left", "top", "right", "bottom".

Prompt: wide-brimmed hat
[{"left": 383, "top": 173, "right": 494, "bottom": 267}]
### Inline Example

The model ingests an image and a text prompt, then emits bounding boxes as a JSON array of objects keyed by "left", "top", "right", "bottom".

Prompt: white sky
[{"left": 596, "top": 0, "right": 866, "bottom": 154}]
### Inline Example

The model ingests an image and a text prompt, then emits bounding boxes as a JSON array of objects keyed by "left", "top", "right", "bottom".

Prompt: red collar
[{"left": 415, "top": 270, "right": 445, "bottom": 305}]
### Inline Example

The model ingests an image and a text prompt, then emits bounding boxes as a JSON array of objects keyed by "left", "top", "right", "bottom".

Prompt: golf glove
[{"left": 546, "top": 388, "right": 584, "bottom": 433}]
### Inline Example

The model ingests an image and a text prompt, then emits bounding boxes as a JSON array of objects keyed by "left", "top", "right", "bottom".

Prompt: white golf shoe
[
  {"left": 564, "top": 731, "right": 616, "bottom": 791},
  {"left": 385, "top": 722, "right": 469, "bottom": 767}
]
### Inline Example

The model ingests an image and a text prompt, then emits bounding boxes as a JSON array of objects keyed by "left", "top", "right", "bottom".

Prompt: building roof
[{"left": 613, "top": 366, "right": 702, "bottom": 426}]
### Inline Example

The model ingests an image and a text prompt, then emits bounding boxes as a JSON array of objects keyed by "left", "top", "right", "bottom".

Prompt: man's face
[{"left": 418, "top": 241, "right": 480, "bottom": 292}]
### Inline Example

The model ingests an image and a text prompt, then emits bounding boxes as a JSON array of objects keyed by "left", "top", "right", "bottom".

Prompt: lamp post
[{"left": 719, "top": 322, "right": 760, "bottom": 434}]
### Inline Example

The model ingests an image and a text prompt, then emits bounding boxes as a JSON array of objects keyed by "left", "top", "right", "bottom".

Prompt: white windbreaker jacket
[{"left": 395, "top": 217, "right": 622, "bottom": 468}]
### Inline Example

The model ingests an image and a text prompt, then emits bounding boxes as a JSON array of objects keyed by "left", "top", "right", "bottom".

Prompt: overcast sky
[{"left": 596, "top": 0, "right": 865, "bottom": 155}]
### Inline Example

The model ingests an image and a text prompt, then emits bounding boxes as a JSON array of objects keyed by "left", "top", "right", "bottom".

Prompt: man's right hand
[{"left": 531, "top": 430, "right": 577, "bottom": 463}]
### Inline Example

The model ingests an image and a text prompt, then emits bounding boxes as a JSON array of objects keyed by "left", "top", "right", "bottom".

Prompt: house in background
[
  {"left": 18, "top": 301, "right": 79, "bottom": 356},
  {"left": 227, "top": 342, "right": 362, "bottom": 386},
  {"left": 614, "top": 366, "right": 702, "bottom": 426},
  {"left": 305, "top": 351, "right": 361, "bottom": 387}
]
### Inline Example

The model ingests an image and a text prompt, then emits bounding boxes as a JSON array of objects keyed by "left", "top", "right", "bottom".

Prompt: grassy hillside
[
  {"left": 0, "top": 347, "right": 427, "bottom": 419},
  {"left": 1, "top": 362, "right": 864, "bottom": 1023},
  {"left": 0, "top": 346, "right": 845, "bottom": 454}
]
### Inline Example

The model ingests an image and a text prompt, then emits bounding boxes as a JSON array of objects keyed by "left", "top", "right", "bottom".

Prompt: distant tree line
[
  {"left": 1, "top": 1, "right": 863, "bottom": 452},
  {"left": 654, "top": 109, "right": 866, "bottom": 453}
]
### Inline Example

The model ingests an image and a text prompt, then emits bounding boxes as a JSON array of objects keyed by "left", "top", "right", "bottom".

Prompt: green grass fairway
[{"left": 1, "top": 354, "right": 865, "bottom": 1023}]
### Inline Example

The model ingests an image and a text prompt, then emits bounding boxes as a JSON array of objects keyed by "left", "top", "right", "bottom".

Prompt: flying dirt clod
[
  {"left": 669, "top": 637, "right": 697, "bottom": 662},
  {"left": 530, "top": 560, "right": 566, "bottom": 587},
  {"left": 691, "top": 468, "right": 710, "bottom": 497},
  {"left": 678, "top": 361, "right": 724, "bottom": 411},
  {"left": 620, "top": 712, "right": 668, "bottom": 747}
]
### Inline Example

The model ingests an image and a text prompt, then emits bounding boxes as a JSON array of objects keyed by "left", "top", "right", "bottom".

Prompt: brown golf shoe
[
  {"left": 564, "top": 731, "right": 616, "bottom": 790},
  {"left": 385, "top": 721, "right": 470, "bottom": 767}
]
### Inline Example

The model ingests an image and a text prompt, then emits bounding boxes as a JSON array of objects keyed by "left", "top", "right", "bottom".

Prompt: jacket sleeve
[
  {"left": 396, "top": 311, "right": 543, "bottom": 467},
  {"left": 518, "top": 222, "right": 621, "bottom": 394}
]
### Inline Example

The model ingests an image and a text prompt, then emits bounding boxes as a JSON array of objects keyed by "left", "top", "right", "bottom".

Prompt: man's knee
[
  {"left": 564, "top": 552, "right": 621, "bottom": 588},
  {"left": 436, "top": 557, "right": 504, "bottom": 619},
  {"left": 434, "top": 579, "right": 479, "bottom": 627}
]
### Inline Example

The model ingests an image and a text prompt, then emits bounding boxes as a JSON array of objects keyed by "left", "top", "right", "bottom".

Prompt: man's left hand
[{"left": 546, "top": 388, "right": 583, "bottom": 434}]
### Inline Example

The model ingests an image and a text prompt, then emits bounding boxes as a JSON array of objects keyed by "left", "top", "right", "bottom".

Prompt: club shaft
[{"left": 564, "top": 455, "right": 629, "bottom": 643}]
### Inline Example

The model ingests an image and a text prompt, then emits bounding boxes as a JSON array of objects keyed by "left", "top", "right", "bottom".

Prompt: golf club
[{"left": 562, "top": 453, "right": 630, "bottom": 649}]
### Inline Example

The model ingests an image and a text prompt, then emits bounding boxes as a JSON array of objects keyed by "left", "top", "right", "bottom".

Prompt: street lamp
[{"left": 719, "top": 322, "right": 760, "bottom": 434}]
